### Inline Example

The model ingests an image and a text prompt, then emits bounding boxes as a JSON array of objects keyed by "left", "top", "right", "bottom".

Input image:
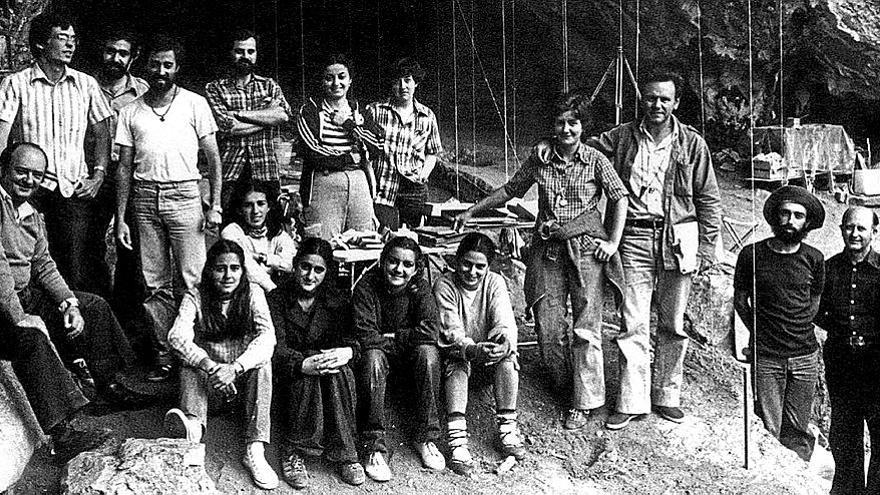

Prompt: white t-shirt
[{"left": 115, "top": 86, "right": 218, "bottom": 182}]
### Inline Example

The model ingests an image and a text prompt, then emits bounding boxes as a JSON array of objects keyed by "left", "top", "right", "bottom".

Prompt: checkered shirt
[
  {"left": 505, "top": 140, "right": 628, "bottom": 248},
  {"left": 365, "top": 99, "right": 442, "bottom": 206},
  {"left": 205, "top": 74, "right": 291, "bottom": 182}
]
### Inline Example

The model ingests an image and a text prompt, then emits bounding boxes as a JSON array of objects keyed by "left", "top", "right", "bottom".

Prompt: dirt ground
[{"left": 12, "top": 168, "right": 844, "bottom": 495}]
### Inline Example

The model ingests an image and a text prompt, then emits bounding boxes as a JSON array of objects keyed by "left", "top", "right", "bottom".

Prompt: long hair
[
  {"left": 292, "top": 236, "right": 337, "bottom": 293},
  {"left": 230, "top": 183, "right": 283, "bottom": 238},
  {"left": 379, "top": 236, "right": 424, "bottom": 291},
  {"left": 198, "top": 240, "right": 254, "bottom": 342}
]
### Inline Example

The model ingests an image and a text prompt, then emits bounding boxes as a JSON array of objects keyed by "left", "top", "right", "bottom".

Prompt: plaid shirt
[
  {"left": 167, "top": 286, "right": 276, "bottom": 372},
  {"left": 365, "top": 99, "right": 442, "bottom": 206},
  {"left": 205, "top": 74, "right": 291, "bottom": 182},
  {"left": 505, "top": 140, "right": 628, "bottom": 250}
]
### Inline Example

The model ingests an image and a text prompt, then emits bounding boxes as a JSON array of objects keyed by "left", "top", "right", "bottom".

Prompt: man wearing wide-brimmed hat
[{"left": 733, "top": 185, "right": 826, "bottom": 461}]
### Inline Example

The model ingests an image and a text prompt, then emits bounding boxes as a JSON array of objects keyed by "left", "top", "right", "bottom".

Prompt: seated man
[
  {"left": 0, "top": 142, "right": 134, "bottom": 405},
  {"left": 434, "top": 233, "right": 526, "bottom": 475},
  {"left": 353, "top": 237, "right": 445, "bottom": 481}
]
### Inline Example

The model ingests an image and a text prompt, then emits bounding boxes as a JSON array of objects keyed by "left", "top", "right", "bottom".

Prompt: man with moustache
[
  {"left": 815, "top": 206, "right": 880, "bottom": 493},
  {"left": 586, "top": 70, "right": 721, "bottom": 430},
  {"left": 733, "top": 185, "right": 825, "bottom": 461},
  {"left": 365, "top": 57, "right": 442, "bottom": 231},
  {"left": 114, "top": 35, "right": 223, "bottom": 382},
  {"left": 0, "top": 12, "right": 114, "bottom": 298},
  {"left": 90, "top": 29, "right": 150, "bottom": 352},
  {"left": 205, "top": 29, "right": 290, "bottom": 212}
]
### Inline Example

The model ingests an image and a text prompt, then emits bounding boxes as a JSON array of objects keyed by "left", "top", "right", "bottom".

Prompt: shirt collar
[
  {"left": 102, "top": 74, "right": 147, "bottom": 99},
  {"left": 379, "top": 98, "right": 430, "bottom": 117},
  {"left": 30, "top": 61, "right": 75, "bottom": 86},
  {"left": 226, "top": 73, "right": 267, "bottom": 89},
  {"left": 852, "top": 248, "right": 880, "bottom": 269},
  {"left": 549, "top": 140, "right": 591, "bottom": 166},
  {"left": 0, "top": 184, "right": 36, "bottom": 222}
]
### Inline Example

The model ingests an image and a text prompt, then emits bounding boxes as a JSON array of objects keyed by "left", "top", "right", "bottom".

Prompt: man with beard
[
  {"left": 733, "top": 185, "right": 825, "bottom": 461},
  {"left": 205, "top": 29, "right": 290, "bottom": 212},
  {"left": 114, "top": 35, "right": 222, "bottom": 382},
  {"left": 586, "top": 70, "right": 721, "bottom": 430},
  {"left": 90, "top": 29, "right": 150, "bottom": 355},
  {"left": 0, "top": 13, "right": 113, "bottom": 298},
  {"left": 815, "top": 206, "right": 880, "bottom": 494}
]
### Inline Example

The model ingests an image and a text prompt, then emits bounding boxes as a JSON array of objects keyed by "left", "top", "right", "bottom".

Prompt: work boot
[
  {"left": 364, "top": 451, "right": 391, "bottom": 481},
  {"left": 281, "top": 449, "right": 309, "bottom": 489},
  {"left": 497, "top": 412, "right": 526, "bottom": 460},
  {"left": 338, "top": 462, "right": 366, "bottom": 486},
  {"left": 563, "top": 408, "right": 590, "bottom": 430},
  {"left": 447, "top": 417, "right": 474, "bottom": 476}
]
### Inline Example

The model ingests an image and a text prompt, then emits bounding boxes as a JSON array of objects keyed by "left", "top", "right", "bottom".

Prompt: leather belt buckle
[{"left": 849, "top": 335, "right": 866, "bottom": 349}]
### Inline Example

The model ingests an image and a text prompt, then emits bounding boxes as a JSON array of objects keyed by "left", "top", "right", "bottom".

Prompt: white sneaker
[
  {"left": 415, "top": 441, "right": 446, "bottom": 471},
  {"left": 243, "top": 445, "right": 279, "bottom": 490},
  {"left": 164, "top": 408, "right": 201, "bottom": 443},
  {"left": 365, "top": 451, "right": 392, "bottom": 482}
]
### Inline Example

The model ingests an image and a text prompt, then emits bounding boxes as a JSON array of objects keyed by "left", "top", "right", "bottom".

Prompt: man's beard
[
  {"left": 233, "top": 59, "right": 253, "bottom": 76},
  {"left": 771, "top": 223, "right": 808, "bottom": 244},
  {"left": 147, "top": 74, "right": 173, "bottom": 94},
  {"left": 101, "top": 61, "right": 126, "bottom": 80}
]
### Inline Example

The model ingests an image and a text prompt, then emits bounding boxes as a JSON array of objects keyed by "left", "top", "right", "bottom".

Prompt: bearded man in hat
[{"left": 733, "top": 185, "right": 826, "bottom": 461}]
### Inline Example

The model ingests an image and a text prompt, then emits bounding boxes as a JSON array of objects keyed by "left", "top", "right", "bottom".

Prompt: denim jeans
[
  {"left": 444, "top": 355, "right": 519, "bottom": 415},
  {"left": 754, "top": 349, "right": 818, "bottom": 461},
  {"left": 528, "top": 240, "right": 607, "bottom": 410},
  {"left": 179, "top": 364, "right": 273, "bottom": 444},
  {"left": 132, "top": 181, "right": 206, "bottom": 364},
  {"left": 824, "top": 343, "right": 880, "bottom": 494},
  {"left": 358, "top": 344, "right": 441, "bottom": 452},
  {"left": 303, "top": 170, "right": 374, "bottom": 239},
  {"left": 374, "top": 178, "right": 428, "bottom": 231},
  {"left": 616, "top": 226, "right": 692, "bottom": 414},
  {"left": 277, "top": 364, "right": 359, "bottom": 463},
  {"left": 32, "top": 187, "right": 112, "bottom": 299}
]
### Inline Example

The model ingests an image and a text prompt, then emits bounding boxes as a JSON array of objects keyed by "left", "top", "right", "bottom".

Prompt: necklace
[{"left": 149, "top": 87, "right": 179, "bottom": 122}]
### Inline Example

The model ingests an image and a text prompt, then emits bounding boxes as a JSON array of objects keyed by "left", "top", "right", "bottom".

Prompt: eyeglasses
[{"left": 53, "top": 33, "right": 78, "bottom": 44}]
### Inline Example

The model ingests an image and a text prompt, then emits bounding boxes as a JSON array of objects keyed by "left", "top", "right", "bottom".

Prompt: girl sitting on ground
[
  {"left": 220, "top": 184, "right": 297, "bottom": 294},
  {"left": 267, "top": 237, "right": 365, "bottom": 488},
  {"left": 434, "top": 232, "right": 526, "bottom": 475},
  {"left": 164, "top": 240, "right": 278, "bottom": 490}
]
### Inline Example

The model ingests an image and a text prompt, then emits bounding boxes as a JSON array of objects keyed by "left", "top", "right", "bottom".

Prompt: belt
[{"left": 626, "top": 218, "right": 665, "bottom": 229}]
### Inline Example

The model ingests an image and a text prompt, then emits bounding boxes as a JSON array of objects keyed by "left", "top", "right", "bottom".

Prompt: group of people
[
  {"left": 734, "top": 188, "right": 880, "bottom": 494},
  {"left": 1, "top": 9, "right": 871, "bottom": 495}
]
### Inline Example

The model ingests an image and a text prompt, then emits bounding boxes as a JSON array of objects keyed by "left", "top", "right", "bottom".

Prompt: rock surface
[{"left": 61, "top": 438, "right": 217, "bottom": 495}]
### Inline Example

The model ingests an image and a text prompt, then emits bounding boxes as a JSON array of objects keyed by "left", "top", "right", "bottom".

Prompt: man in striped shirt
[
  {"left": 0, "top": 13, "right": 114, "bottom": 298},
  {"left": 206, "top": 29, "right": 291, "bottom": 212},
  {"left": 366, "top": 58, "right": 442, "bottom": 231}
]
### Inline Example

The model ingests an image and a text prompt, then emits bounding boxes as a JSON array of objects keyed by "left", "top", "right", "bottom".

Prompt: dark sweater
[
  {"left": 352, "top": 267, "right": 441, "bottom": 353},
  {"left": 267, "top": 285, "right": 357, "bottom": 376},
  {"left": 734, "top": 239, "right": 825, "bottom": 358}
]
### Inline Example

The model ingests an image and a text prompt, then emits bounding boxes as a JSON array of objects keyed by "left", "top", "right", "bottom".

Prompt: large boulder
[
  {"left": 0, "top": 361, "right": 45, "bottom": 492},
  {"left": 61, "top": 438, "right": 218, "bottom": 495}
]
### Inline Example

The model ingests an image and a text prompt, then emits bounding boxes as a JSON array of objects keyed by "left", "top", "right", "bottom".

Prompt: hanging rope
[
  {"left": 745, "top": 0, "right": 757, "bottom": 472},
  {"left": 697, "top": 0, "right": 706, "bottom": 135},
  {"left": 511, "top": 0, "right": 517, "bottom": 154},
  {"left": 376, "top": 0, "right": 381, "bottom": 88},
  {"left": 453, "top": 0, "right": 521, "bottom": 164},
  {"left": 634, "top": 0, "right": 640, "bottom": 119},
  {"left": 471, "top": 0, "right": 476, "bottom": 170},
  {"left": 562, "top": 0, "right": 569, "bottom": 93},
  {"left": 299, "top": 0, "right": 306, "bottom": 101},
  {"left": 452, "top": 0, "right": 461, "bottom": 198},
  {"left": 435, "top": 0, "right": 442, "bottom": 113},
  {"left": 501, "top": 0, "right": 509, "bottom": 180}
]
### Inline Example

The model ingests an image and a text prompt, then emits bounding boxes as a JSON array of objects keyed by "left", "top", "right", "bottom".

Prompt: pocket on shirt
[{"left": 672, "top": 160, "right": 694, "bottom": 196}]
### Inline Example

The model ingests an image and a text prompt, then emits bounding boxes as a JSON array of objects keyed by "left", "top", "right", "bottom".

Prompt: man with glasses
[{"left": 0, "top": 12, "right": 114, "bottom": 299}]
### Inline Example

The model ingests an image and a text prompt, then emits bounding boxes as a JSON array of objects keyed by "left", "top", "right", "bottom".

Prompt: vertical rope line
[
  {"left": 471, "top": 0, "right": 476, "bottom": 169},
  {"left": 273, "top": 0, "right": 279, "bottom": 83},
  {"left": 777, "top": 0, "right": 788, "bottom": 184},
  {"left": 452, "top": 0, "right": 460, "bottom": 198},
  {"left": 511, "top": 0, "right": 517, "bottom": 153},
  {"left": 376, "top": 0, "right": 381, "bottom": 89},
  {"left": 634, "top": 0, "right": 640, "bottom": 119},
  {"left": 502, "top": 0, "right": 509, "bottom": 180},
  {"left": 616, "top": 0, "right": 624, "bottom": 125},
  {"left": 562, "top": 0, "right": 569, "bottom": 93},
  {"left": 299, "top": 0, "right": 306, "bottom": 102},
  {"left": 435, "top": 0, "right": 442, "bottom": 114},
  {"left": 746, "top": 0, "right": 757, "bottom": 471},
  {"left": 697, "top": 0, "right": 706, "bottom": 135}
]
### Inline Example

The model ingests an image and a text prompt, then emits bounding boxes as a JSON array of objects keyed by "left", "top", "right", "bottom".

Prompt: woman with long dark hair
[
  {"left": 296, "top": 53, "right": 383, "bottom": 239},
  {"left": 164, "top": 240, "right": 278, "bottom": 490},
  {"left": 220, "top": 183, "right": 297, "bottom": 293},
  {"left": 268, "top": 237, "right": 364, "bottom": 488}
]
